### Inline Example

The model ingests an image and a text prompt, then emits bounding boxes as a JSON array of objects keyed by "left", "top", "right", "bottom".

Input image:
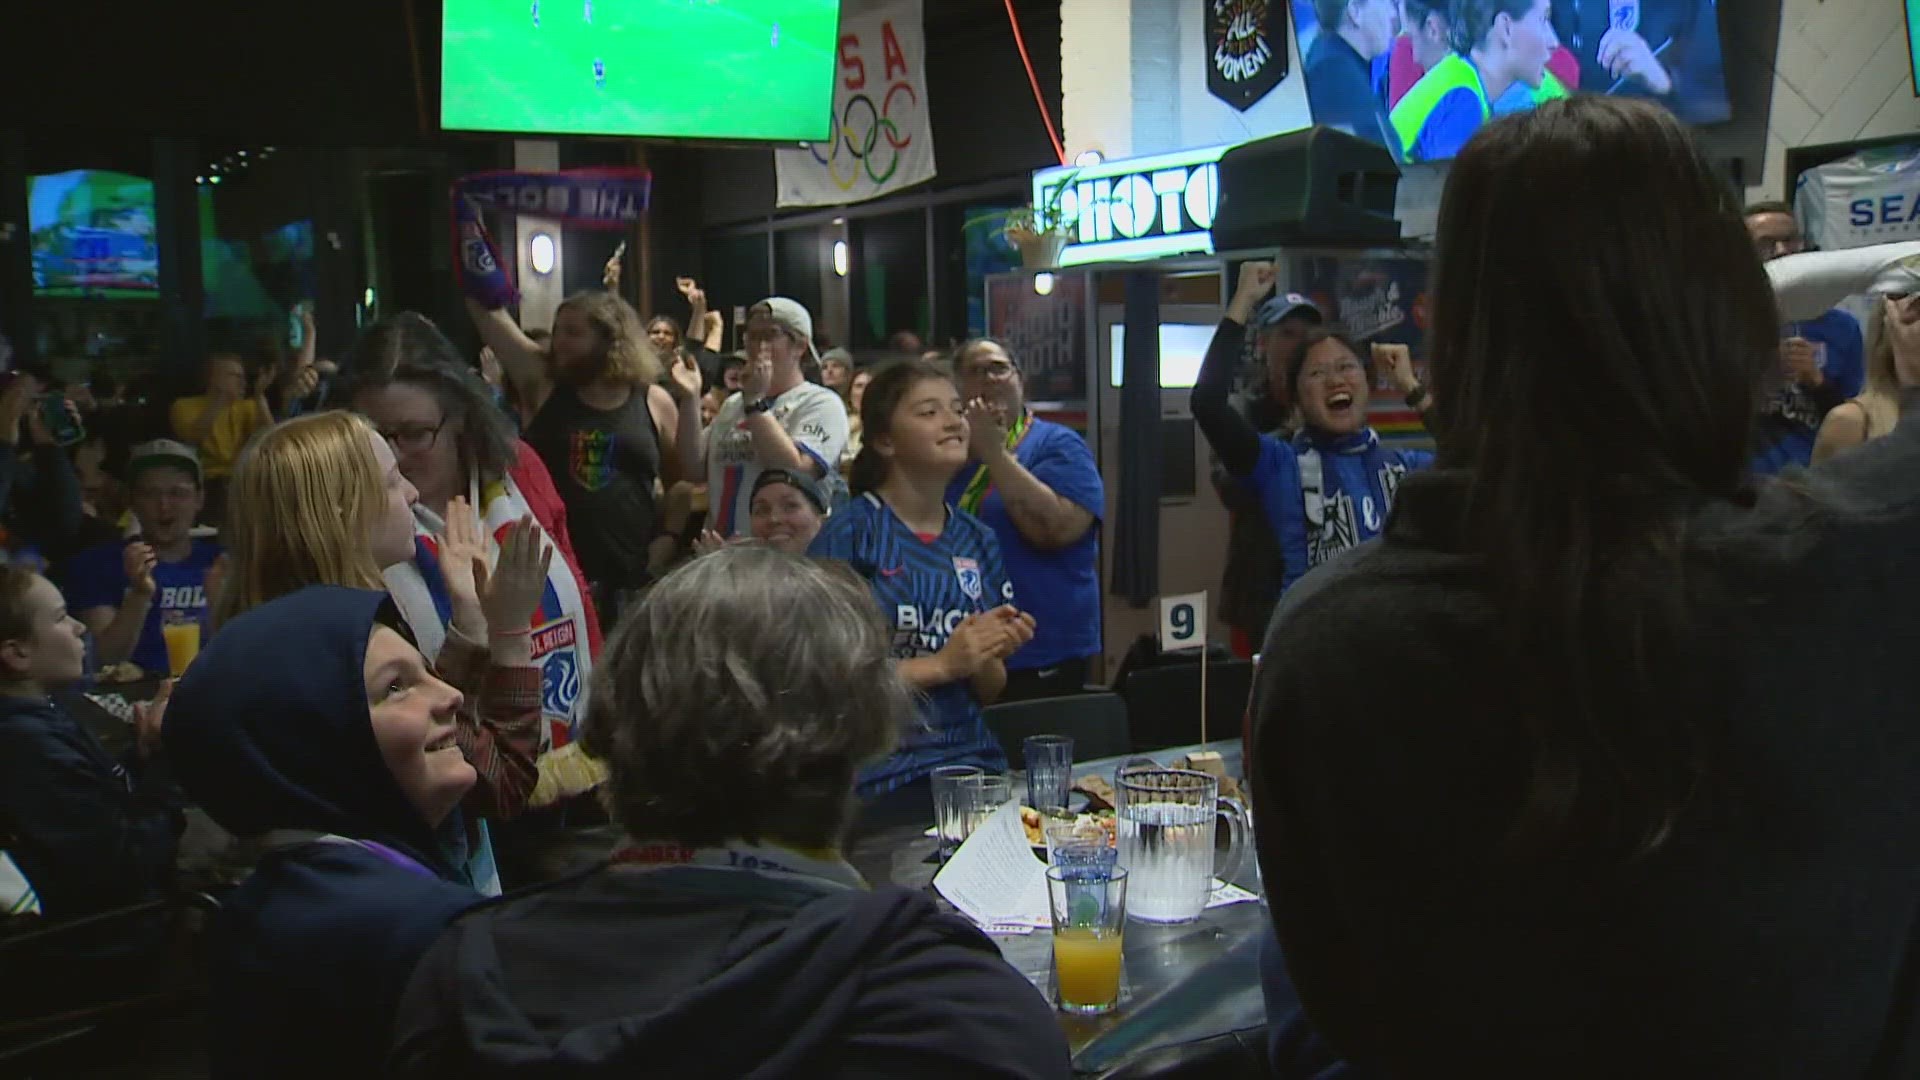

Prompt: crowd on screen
[{"left": 7, "top": 93, "right": 1920, "bottom": 1076}]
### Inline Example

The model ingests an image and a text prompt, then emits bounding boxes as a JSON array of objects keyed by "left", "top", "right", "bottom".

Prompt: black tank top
[{"left": 524, "top": 383, "right": 660, "bottom": 589}]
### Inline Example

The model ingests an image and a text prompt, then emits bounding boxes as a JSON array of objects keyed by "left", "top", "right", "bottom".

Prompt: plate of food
[
  {"left": 1019, "top": 806, "right": 1117, "bottom": 849},
  {"left": 96, "top": 661, "right": 145, "bottom": 685}
]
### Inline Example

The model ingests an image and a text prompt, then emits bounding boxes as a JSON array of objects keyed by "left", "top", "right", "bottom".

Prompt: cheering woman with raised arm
[
  {"left": 1191, "top": 262, "right": 1431, "bottom": 600},
  {"left": 465, "top": 288, "right": 677, "bottom": 625}
]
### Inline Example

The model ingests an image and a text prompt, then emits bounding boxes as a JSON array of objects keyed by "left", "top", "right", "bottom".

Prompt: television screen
[
  {"left": 1908, "top": 0, "right": 1920, "bottom": 95},
  {"left": 441, "top": 0, "right": 841, "bottom": 140},
  {"left": 29, "top": 170, "right": 159, "bottom": 299},
  {"left": 1108, "top": 323, "right": 1219, "bottom": 389},
  {"left": 1296, "top": 0, "right": 1729, "bottom": 165}
]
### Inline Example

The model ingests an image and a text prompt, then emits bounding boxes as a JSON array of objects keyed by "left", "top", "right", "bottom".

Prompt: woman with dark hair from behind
[
  {"left": 390, "top": 546, "right": 1069, "bottom": 1078},
  {"left": 346, "top": 312, "right": 602, "bottom": 751},
  {"left": 1252, "top": 95, "right": 1920, "bottom": 1075}
]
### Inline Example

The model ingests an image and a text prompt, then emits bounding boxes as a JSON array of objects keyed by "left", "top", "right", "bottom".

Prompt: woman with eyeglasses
[
  {"left": 1192, "top": 262, "right": 1433, "bottom": 600},
  {"left": 345, "top": 313, "right": 601, "bottom": 752}
]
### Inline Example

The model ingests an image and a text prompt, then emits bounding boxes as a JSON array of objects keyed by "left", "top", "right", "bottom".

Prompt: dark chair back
[
  {"left": 1119, "top": 659, "right": 1254, "bottom": 753},
  {"left": 983, "top": 692, "right": 1131, "bottom": 770}
]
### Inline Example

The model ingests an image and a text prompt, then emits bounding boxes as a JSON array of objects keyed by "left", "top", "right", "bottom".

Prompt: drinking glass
[
  {"left": 160, "top": 610, "right": 201, "bottom": 678},
  {"left": 930, "top": 765, "right": 984, "bottom": 861},
  {"left": 1046, "top": 820, "right": 1117, "bottom": 873},
  {"left": 958, "top": 772, "right": 1013, "bottom": 841},
  {"left": 1115, "top": 769, "right": 1250, "bottom": 924},
  {"left": 1023, "top": 734, "right": 1074, "bottom": 814},
  {"left": 1047, "top": 865, "right": 1128, "bottom": 1014}
]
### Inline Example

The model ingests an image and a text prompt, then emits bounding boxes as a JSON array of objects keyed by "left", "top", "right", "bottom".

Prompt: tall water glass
[
  {"left": 1024, "top": 734, "right": 1074, "bottom": 813},
  {"left": 930, "top": 765, "right": 984, "bottom": 861},
  {"left": 958, "top": 773, "right": 1013, "bottom": 841},
  {"left": 1047, "top": 865, "right": 1128, "bottom": 1015},
  {"left": 1116, "top": 769, "right": 1250, "bottom": 924}
]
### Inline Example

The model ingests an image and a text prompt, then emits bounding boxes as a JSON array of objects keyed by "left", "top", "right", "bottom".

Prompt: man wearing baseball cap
[
  {"left": 68, "top": 440, "right": 223, "bottom": 675},
  {"left": 674, "top": 296, "right": 850, "bottom": 538}
]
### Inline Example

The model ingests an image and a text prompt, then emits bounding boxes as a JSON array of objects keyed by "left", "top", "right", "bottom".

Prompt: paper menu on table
[{"left": 932, "top": 801, "right": 1052, "bottom": 929}]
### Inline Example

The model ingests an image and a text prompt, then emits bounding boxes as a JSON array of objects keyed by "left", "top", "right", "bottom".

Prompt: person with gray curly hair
[{"left": 390, "top": 545, "right": 1069, "bottom": 1078}]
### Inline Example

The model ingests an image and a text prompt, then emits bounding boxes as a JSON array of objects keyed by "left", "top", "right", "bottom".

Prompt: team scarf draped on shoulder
[
  {"left": 956, "top": 410, "right": 1032, "bottom": 516},
  {"left": 1297, "top": 427, "right": 1380, "bottom": 563},
  {"left": 383, "top": 470, "right": 594, "bottom": 752},
  {"left": 451, "top": 168, "right": 653, "bottom": 309}
]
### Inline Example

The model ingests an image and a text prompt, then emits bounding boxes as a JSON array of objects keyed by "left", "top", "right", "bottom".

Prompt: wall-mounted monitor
[
  {"left": 1908, "top": 0, "right": 1920, "bottom": 95},
  {"left": 29, "top": 170, "right": 159, "bottom": 299},
  {"left": 440, "top": 0, "right": 841, "bottom": 141},
  {"left": 1295, "top": 0, "right": 1730, "bottom": 165},
  {"left": 1108, "top": 322, "right": 1220, "bottom": 389}
]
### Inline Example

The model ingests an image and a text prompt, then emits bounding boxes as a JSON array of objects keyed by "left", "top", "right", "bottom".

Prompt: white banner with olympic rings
[{"left": 775, "top": 0, "right": 935, "bottom": 207}]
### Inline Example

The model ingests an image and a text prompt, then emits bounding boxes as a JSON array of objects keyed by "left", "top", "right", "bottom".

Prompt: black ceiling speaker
[{"left": 1210, "top": 126, "right": 1402, "bottom": 249}]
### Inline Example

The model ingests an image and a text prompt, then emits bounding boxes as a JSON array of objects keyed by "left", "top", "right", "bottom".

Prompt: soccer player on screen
[
  {"left": 531, "top": 0, "right": 540, "bottom": 28},
  {"left": 594, "top": 58, "right": 606, "bottom": 89},
  {"left": 583, "top": 0, "right": 591, "bottom": 24}
]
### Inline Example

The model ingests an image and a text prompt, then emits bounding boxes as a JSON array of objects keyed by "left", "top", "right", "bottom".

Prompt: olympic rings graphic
[{"left": 807, "top": 79, "right": 919, "bottom": 191}]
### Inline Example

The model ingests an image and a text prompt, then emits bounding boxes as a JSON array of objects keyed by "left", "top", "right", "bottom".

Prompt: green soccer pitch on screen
[{"left": 441, "top": 0, "right": 841, "bottom": 140}]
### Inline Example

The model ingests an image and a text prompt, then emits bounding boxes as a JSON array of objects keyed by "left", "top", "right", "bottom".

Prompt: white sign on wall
[
  {"left": 774, "top": 0, "right": 936, "bottom": 208},
  {"left": 1796, "top": 144, "right": 1920, "bottom": 251}
]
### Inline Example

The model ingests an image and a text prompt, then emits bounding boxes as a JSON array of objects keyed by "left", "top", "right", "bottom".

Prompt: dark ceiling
[{"left": 10, "top": 0, "right": 1060, "bottom": 160}]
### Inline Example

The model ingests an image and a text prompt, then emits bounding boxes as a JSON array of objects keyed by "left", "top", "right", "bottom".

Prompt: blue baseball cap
[{"left": 1253, "top": 293, "right": 1324, "bottom": 330}]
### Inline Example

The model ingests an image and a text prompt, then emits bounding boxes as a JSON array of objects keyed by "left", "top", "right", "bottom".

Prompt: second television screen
[{"left": 1295, "top": 0, "right": 1728, "bottom": 165}]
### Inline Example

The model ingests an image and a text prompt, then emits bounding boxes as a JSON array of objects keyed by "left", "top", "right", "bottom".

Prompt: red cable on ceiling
[{"left": 1002, "top": 0, "right": 1068, "bottom": 165}]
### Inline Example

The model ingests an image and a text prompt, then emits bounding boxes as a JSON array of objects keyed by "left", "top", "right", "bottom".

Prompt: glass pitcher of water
[{"left": 1115, "top": 768, "right": 1250, "bottom": 924}]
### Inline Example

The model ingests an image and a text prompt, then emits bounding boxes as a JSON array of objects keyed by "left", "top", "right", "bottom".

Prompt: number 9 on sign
[{"left": 1158, "top": 591, "right": 1208, "bottom": 652}]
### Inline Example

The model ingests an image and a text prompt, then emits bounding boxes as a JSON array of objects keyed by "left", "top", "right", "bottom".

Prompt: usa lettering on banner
[{"left": 775, "top": 0, "right": 936, "bottom": 207}]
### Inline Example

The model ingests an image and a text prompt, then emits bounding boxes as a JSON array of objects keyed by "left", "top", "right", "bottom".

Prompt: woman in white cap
[{"left": 671, "top": 297, "right": 850, "bottom": 537}]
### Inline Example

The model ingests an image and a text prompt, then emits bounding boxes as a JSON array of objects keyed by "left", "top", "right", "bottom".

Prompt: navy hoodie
[
  {"left": 0, "top": 694, "right": 179, "bottom": 921},
  {"left": 163, "top": 586, "right": 482, "bottom": 1079},
  {"left": 390, "top": 862, "right": 1072, "bottom": 1078}
]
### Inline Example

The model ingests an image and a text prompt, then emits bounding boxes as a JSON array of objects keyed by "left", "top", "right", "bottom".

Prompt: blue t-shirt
[
  {"left": 1752, "top": 308, "right": 1866, "bottom": 475},
  {"left": 66, "top": 538, "right": 222, "bottom": 675},
  {"left": 809, "top": 493, "right": 1015, "bottom": 798},
  {"left": 1245, "top": 429, "right": 1432, "bottom": 594},
  {"left": 944, "top": 419, "right": 1104, "bottom": 674}
]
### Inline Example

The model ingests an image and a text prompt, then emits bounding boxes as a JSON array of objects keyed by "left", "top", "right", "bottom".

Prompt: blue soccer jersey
[{"left": 809, "top": 492, "right": 1015, "bottom": 798}]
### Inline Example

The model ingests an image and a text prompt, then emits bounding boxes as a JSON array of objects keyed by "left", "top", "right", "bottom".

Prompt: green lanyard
[{"left": 957, "top": 410, "right": 1031, "bottom": 515}]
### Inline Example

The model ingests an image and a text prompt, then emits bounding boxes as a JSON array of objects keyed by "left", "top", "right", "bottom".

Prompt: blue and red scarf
[{"left": 451, "top": 167, "right": 653, "bottom": 309}]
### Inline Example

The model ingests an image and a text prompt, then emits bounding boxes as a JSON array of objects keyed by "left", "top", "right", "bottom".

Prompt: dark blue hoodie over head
[{"left": 164, "top": 585, "right": 481, "bottom": 1079}]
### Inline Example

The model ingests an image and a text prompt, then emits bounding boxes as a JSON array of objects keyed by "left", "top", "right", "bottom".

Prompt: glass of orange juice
[
  {"left": 160, "top": 613, "right": 201, "bottom": 678},
  {"left": 1047, "top": 864, "right": 1128, "bottom": 1014}
]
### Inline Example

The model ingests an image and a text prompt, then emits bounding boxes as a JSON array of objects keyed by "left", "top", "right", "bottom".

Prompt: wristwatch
[
  {"left": 1404, "top": 384, "right": 1431, "bottom": 411},
  {"left": 743, "top": 397, "right": 776, "bottom": 416}
]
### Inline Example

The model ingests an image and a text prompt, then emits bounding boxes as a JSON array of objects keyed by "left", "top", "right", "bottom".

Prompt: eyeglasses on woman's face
[{"left": 379, "top": 417, "right": 447, "bottom": 456}]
